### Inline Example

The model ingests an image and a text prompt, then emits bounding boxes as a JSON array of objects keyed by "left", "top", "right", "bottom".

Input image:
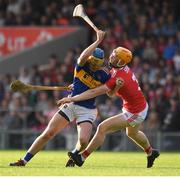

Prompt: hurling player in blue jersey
[{"left": 9, "top": 30, "right": 115, "bottom": 167}]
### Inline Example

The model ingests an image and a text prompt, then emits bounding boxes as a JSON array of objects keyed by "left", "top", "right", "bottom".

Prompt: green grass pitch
[{"left": 0, "top": 150, "right": 180, "bottom": 176}]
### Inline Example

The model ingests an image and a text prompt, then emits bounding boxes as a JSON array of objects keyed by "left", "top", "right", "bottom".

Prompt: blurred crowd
[{"left": 0, "top": 0, "right": 180, "bottom": 134}]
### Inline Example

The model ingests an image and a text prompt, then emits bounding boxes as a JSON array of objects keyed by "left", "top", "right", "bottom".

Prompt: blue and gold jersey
[{"left": 71, "top": 63, "right": 110, "bottom": 109}]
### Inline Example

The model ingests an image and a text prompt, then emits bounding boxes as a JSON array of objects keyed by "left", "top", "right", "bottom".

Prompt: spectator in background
[
  {"left": 146, "top": 111, "right": 160, "bottom": 131},
  {"left": 156, "top": 36, "right": 166, "bottom": 57},
  {"left": 173, "top": 48, "right": 180, "bottom": 73},
  {"left": 0, "top": 99, "right": 9, "bottom": 128},
  {"left": 161, "top": 15, "right": 177, "bottom": 37},
  {"left": 44, "top": 99, "right": 58, "bottom": 123},
  {"left": 39, "top": 54, "right": 59, "bottom": 84},
  {"left": 0, "top": 11, "right": 5, "bottom": 26},
  {"left": 162, "top": 96, "right": 180, "bottom": 132},
  {"left": 18, "top": 67, "right": 31, "bottom": 84},
  {"left": 98, "top": 99, "right": 119, "bottom": 119},
  {"left": 35, "top": 92, "right": 49, "bottom": 113},
  {"left": 4, "top": 110, "right": 23, "bottom": 148},
  {"left": 163, "top": 37, "right": 177, "bottom": 65},
  {"left": 143, "top": 40, "right": 158, "bottom": 63},
  {"left": 56, "top": 12, "right": 69, "bottom": 26},
  {"left": 0, "top": 81, "right": 5, "bottom": 103},
  {"left": 7, "top": 0, "right": 24, "bottom": 15}
]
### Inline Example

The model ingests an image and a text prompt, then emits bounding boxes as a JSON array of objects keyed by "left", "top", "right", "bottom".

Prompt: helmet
[
  {"left": 114, "top": 47, "right": 132, "bottom": 65},
  {"left": 93, "top": 48, "right": 104, "bottom": 59},
  {"left": 88, "top": 48, "right": 105, "bottom": 66}
]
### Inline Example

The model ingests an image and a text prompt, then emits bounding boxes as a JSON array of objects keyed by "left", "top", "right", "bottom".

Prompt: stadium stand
[{"left": 0, "top": 0, "right": 179, "bottom": 150}]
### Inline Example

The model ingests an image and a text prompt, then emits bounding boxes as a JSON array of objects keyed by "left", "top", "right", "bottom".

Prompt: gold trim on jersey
[{"left": 74, "top": 68, "right": 102, "bottom": 88}]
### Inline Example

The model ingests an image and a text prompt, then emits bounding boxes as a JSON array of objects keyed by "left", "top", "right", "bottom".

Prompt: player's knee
[
  {"left": 97, "top": 123, "right": 106, "bottom": 134},
  {"left": 126, "top": 130, "right": 137, "bottom": 138}
]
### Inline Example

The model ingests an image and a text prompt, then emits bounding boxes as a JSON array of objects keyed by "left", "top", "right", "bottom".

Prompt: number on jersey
[{"left": 132, "top": 74, "right": 141, "bottom": 91}]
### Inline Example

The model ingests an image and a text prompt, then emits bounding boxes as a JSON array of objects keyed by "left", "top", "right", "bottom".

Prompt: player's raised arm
[{"left": 77, "top": 30, "right": 105, "bottom": 66}]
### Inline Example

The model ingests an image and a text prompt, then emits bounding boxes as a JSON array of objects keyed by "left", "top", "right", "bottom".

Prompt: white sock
[
  {"left": 22, "top": 159, "right": 27, "bottom": 164},
  {"left": 80, "top": 154, "right": 85, "bottom": 161}
]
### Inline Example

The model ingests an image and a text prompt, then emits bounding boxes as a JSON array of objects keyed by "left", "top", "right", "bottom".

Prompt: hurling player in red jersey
[{"left": 57, "top": 47, "right": 160, "bottom": 168}]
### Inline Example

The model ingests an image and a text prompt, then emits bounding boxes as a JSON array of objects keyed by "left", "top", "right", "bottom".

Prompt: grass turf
[{"left": 0, "top": 150, "right": 180, "bottom": 176}]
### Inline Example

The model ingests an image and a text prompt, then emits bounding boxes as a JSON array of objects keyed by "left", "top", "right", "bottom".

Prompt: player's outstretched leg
[
  {"left": 147, "top": 149, "right": 160, "bottom": 168},
  {"left": 9, "top": 112, "right": 69, "bottom": 167}
]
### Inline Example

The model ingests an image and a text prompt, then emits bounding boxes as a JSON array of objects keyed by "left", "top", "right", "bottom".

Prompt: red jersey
[{"left": 106, "top": 66, "right": 146, "bottom": 113}]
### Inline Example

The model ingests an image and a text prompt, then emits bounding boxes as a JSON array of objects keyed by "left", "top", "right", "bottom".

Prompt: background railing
[{"left": 1, "top": 127, "right": 180, "bottom": 151}]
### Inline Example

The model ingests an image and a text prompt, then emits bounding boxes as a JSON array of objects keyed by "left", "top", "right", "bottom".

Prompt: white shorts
[
  {"left": 122, "top": 103, "right": 149, "bottom": 127},
  {"left": 58, "top": 102, "right": 97, "bottom": 125}
]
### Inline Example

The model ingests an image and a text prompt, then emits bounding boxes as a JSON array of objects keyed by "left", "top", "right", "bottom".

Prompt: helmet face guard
[
  {"left": 88, "top": 48, "right": 105, "bottom": 67},
  {"left": 88, "top": 56, "right": 104, "bottom": 67}
]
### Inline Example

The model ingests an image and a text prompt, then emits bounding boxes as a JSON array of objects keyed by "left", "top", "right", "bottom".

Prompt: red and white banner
[{"left": 0, "top": 27, "right": 76, "bottom": 57}]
